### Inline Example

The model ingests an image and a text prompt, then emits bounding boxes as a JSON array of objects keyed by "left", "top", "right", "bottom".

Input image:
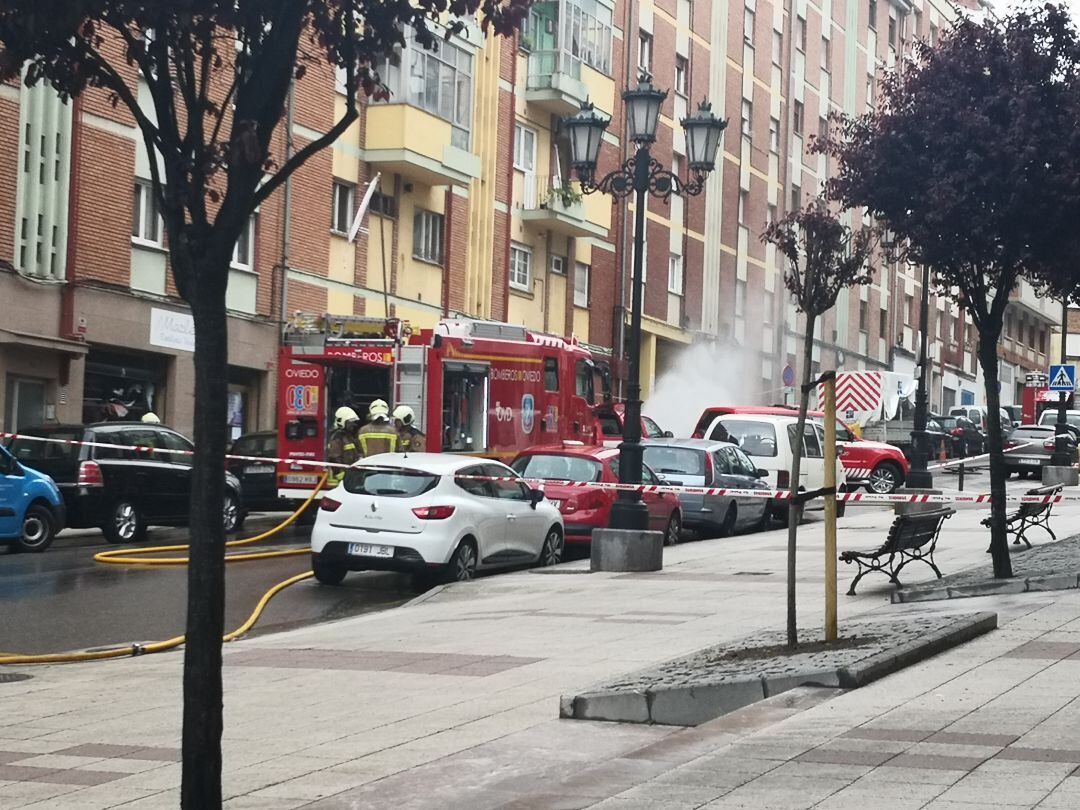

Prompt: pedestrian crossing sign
[{"left": 1048, "top": 364, "right": 1076, "bottom": 392}]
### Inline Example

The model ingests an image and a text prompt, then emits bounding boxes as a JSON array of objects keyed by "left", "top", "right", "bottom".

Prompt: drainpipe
[
  {"left": 501, "top": 32, "right": 519, "bottom": 322},
  {"left": 59, "top": 95, "right": 83, "bottom": 346},
  {"left": 278, "top": 79, "right": 295, "bottom": 331}
]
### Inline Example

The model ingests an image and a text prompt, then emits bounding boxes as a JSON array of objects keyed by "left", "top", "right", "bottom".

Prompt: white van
[{"left": 712, "top": 414, "right": 847, "bottom": 524}]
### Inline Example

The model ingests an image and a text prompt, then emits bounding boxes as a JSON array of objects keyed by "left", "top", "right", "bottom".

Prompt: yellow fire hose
[{"left": 0, "top": 476, "right": 327, "bottom": 666}]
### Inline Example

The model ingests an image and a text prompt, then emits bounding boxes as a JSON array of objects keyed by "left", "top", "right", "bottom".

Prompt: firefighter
[
  {"left": 358, "top": 399, "right": 399, "bottom": 457},
  {"left": 394, "top": 405, "right": 426, "bottom": 453},
  {"left": 327, "top": 406, "right": 361, "bottom": 485}
]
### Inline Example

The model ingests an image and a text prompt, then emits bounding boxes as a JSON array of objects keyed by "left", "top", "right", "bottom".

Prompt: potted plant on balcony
[{"left": 545, "top": 183, "right": 583, "bottom": 210}]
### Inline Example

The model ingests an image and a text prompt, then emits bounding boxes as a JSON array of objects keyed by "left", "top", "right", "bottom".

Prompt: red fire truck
[{"left": 276, "top": 313, "right": 611, "bottom": 501}]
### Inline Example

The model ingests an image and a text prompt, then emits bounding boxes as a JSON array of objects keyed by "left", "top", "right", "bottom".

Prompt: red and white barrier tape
[
  {"left": 927, "top": 441, "right": 1038, "bottom": 471},
  {"left": 3, "top": 432, "right": 1076, "bottom": 505}
]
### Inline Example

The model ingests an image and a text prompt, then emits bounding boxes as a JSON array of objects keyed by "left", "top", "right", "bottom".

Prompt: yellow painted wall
[
  {"left": 573, "top": 306, "right": 589, "bottom": 340},
  {"left": 331, "top": 95, "right": 361, "bottom": 182},
  {"left": 366, "top": 105, "right": 453, "bottom": 157},
  {"left": 581, "top": 65, "right": 615, "bottom": 116}
]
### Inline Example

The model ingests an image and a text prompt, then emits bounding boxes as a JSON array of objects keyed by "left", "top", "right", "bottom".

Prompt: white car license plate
[
  {"left": 283, "top": 474, "right": 319, "bottom": 484},
  {"left": 244, "top": 465, "right": 274, "bottom": 474},
  {"left": 348, "top": 543, "right": 393, "bottom": 558},
  {"left": 1017, "top": 457, "right": 1040, "bottom": 465}
]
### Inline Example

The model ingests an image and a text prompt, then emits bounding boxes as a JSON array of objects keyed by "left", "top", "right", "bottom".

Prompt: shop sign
[{"left": 149, "top": 308, "right": 196, "bottom": 353}]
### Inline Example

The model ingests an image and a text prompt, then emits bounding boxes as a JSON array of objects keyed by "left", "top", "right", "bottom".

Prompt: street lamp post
[
  {"left": 1050, "top": 299, "right": 1072, "bottom": 467},
  {"left": 563, "top": 80, "right": 726, "bottom": 531}
]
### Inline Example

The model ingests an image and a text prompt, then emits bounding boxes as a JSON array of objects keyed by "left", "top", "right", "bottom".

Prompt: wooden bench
[
  {"left": 840, "top": 508, "right": 955, "bottom": 595},
  {"left": 980, "top": 484, "right": 1062, "bottom": 550}
]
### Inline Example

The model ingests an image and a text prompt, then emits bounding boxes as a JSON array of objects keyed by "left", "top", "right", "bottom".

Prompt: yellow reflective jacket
[{"left": 358, "top": 420, "right": 399, "bottom": 457}]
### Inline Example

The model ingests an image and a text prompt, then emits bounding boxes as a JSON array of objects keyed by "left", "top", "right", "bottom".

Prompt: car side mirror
[
  {"left": 662, "top": 430, "right": 674, "bottom": 438},
  {"left": 528, "top": 488, "right": 545, "bottom": 509},
  {"left": 756, "top": 468, "right": 769, "bottom": 479}
]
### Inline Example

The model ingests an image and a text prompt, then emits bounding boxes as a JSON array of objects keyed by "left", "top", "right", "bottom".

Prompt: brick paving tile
[
  {"left": 928, "top": 732, "right": 1019, "bottom": 747},
  {"left": 1001, "top": 641, "right": 1080, "bottom": 660},
  {"left": 56, "top": 743, "right": 140, "bottom": 759},
  {"left": 796, "top": 749, "right": 895, "bottom": 767},
  {"left": 0, "top": 764, "right": 59, "bottom": 782},
  {"left": 884, "top": 754, "right": 990, "bottom": 771},
  {"left": 996, "top": 747, "right": 1080, "bottom": 763},
  {"left": 0, "top": 751, "right": 28, "bottom": 765},
  {"left": 38, "top": 768, "right": 126, "bottom": 786},
  {"left": 841, "top": 728, "right": 934, "bottom": 743}
]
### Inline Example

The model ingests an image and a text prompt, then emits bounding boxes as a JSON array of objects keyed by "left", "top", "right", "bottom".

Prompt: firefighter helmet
[
  {"left": 368, "top": 399, "right": 390, "bottom": 421},
  {"left": 141, "top": 412, "right": 161, "bottom": 424},
  {"left": 334, "top": 406, "right": 360, "bottom": 430},
  {"left": 393, "top": 405, "right": 415, "bottom": 426}
]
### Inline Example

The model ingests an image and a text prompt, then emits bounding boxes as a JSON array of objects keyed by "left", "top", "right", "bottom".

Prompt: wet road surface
[{"left": 0, "top": 516, "right": 415, "bottom": 656}]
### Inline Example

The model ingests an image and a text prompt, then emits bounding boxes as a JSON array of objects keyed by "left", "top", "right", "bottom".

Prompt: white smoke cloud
[{"left": 644, "top": 341, "right": 783, "bottom": 437}]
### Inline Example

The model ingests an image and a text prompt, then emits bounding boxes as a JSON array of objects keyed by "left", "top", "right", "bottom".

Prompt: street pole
[
  {"left": 610, "top": 145, "right": 650, "bottom": 532},
  {"left": 822, "top": 371, "right": 838, "bottom": 642},
  {"left": 1051, "top": 299, "right": 1072, "bottom": 467},
  {"left": 907, "top": 262, "right": 934, "bottom": 488}
]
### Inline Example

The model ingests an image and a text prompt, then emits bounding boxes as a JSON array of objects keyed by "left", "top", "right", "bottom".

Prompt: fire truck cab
[{"left": 276, "top": 313, "right": 610, "bottom": 500}]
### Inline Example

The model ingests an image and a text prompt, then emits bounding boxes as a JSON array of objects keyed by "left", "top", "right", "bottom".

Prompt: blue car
[{"left": 0, "top": 443, "right": 65, "bottom": 552}]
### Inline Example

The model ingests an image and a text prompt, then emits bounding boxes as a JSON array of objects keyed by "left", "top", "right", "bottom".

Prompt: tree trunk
[
  {"left": 786, "top": 312, "right": 816, "bottom": 648},
  {"left": 181, "top": 267, "right": 230, "bottom": 810},
  {"left": 977, "top": 331, "right": 1013, "bottom": 579}
]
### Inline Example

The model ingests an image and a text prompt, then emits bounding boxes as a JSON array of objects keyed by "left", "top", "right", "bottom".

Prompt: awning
[{"left": 0, "top": 328, "right": 89, "bottom": 357}]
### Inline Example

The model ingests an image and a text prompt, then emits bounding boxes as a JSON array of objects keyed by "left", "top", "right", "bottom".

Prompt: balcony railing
[
  {"left": 527, "top": 48, "right": 582, "bottom": 90},
  {"left": 522, "top": 171, "right": 567, "bottom": 210}
]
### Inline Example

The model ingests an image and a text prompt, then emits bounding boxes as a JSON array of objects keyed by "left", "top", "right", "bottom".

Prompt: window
[
  {"left": 929, "top": 23, "right": 938, "bottom": 46},
  {"left": 370, "top": 192, "right": 397, "bottom": 219},
  {"left": 869, "top": 0, "right": 877, "bottom": 30},
  {"left": 562, "top": 1, "right": 614, "bottom": 74},
  {"left": 879, "top": 308, "right": 887, "bottom": 337},
  {"left": 574, "top": 261, "right": 590, "bottom": 307},
  {"left": 888, "top": 15, "right": 897, "bottom": 48},
  {"left": 511, "top": 454, "right": 601, "bottom": 482},
  {"left": 638, "top": 31, "right": 653, "bottom": 74},
  {"left": 412, "top": 209, "right": 444, "bottom": 264},
  {"left": 859, "top": 300, "right": 869, "bottom": 332},
  {"left": 509, "top": 242, "right": 532, "bottom": 291},
  {"left": 790, "top": 184, "right": 801, "bottom": 212},
  {"left": 741, "top": 99, "right": 753, "bottom": 140},
  {"left": 544, "top": 357, "right": 559, "bottom": 391},
  {"left": 821, "top": 36, "right": 831, "bottom": 73},
  {"left": 772, "top": 30, "right": 783, "bottom": 65},
  {"left": 575, "top": 359, "right": 595, "bottom": 401},
  {"left": 668, "top": 254, "right": 683, "bottom": 294},
  {"left": 744, "top": 8, "right": 755, "bottom": 45},
  {"left": 769, "top": 117, "right": 780, "bottom": 153},
  {"left": 550, "top": 255, "right": 567, "bottom": 275},
  {"left": 382, "top": 36, "right": 473, "bottom": 149},
  {"left": 232, "top": 215, "right": 256, "bottom": 269},
  {"left": 789, "top": 423, "right": 823, "bottom": 458},
  {"left": 331, "top": 180, "right": 354, "bottom": 235},
  {"left": 793, "top": 101, "right": 804, "bottom": 135},
  {"left": 796, "top": 16, "right": 807, "bottom": 52},
  {"left": 132, "top": 181, "right": 162, "bottom": 246},
  {"left": 866, "top": 78, "right": 875, "bottom": 107},
  {"left": 818, "top": 116, "right": 829, "bottom": 142},
  {"left": 764, "top": 289, "right": 774, "bottom": 324},
  {"left": 513, "top": 123, "right": 537, "bottom": 171},
  {"left": 768, "top": 203, "right": 777, "bottom": 224},
  {"left": 717, "top": 419, "right": 778, "bottom": 457},
  {"left": 738, "top": 190, "right": 749, "bottom": 225},
  {"left": 735, "top": 279, "right": 746, "bottom": 317},
  {"left": 675, "top": 56, "right": 688, "bottom": 97},
  {"left": 906, "top": 294, "right": 914, "bottom": 325}
]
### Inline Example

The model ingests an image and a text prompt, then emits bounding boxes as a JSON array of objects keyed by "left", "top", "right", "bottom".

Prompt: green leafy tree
[
  {"left": 762, "top": 197, "right": 874, "bottom": 647},
  {"left": 819, "top": 5, "right": 1080, "bottom": 579},
  {"left": 0, "top": 1, "right": 527, "bottom": 805}
]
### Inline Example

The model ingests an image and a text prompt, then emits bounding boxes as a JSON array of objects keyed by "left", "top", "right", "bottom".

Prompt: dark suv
[
  {"left": 227, "top": 430, "right": 293, "bottom": 515},
  {"left": 6, "top": 423, "right": 243, "bottom": 543}
]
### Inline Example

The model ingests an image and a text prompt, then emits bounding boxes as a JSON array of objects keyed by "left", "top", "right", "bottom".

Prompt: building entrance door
[{"left": 4, "top": 376, "right": 46, "bottom": 431}]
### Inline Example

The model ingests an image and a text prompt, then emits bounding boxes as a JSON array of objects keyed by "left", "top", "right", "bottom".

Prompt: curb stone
[{"left": 561, "top": 612, "right": 997, "bottom": 727}]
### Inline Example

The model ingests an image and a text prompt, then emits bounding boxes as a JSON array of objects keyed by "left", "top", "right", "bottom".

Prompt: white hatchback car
[
  {"left": 310, "top": 453, "right": 564, "bottom": 586},
  {"left": 710, "top": 414, "right": 847, "bottom": 523}
]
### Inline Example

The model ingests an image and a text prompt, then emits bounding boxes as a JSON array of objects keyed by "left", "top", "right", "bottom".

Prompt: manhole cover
[{"left": 0, "top": 673, "right": 32, "bottom": 684}]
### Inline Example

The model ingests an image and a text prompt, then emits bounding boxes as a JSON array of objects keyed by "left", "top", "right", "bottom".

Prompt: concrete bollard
[
  {"left": 1043, "top": 466, "right": 1079, "bottom": 487},
  {"left": 893, "top": 488, "right": 943, "bottom": 517},
  {"left": 590, "top": 529, "right": 664, "bottom": 572}
]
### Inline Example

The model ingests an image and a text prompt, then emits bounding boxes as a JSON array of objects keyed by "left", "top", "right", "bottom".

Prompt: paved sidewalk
[{"left": 0, "top": 489, "right": 1078, "bottom": 808}]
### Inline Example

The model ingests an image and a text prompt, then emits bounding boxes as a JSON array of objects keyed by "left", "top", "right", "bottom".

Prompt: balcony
[
  {"left": 1009, "top": 279, "right": 1060, "bottom": 324},
  {"left": 525, "top": 49, "right": 590, "bottom": 116},
  {"left": 362, "top": 105, "right": 480, "bottom": 187},
  {"left": 519, "top": 172, "right": 607, "bottom": 239}
]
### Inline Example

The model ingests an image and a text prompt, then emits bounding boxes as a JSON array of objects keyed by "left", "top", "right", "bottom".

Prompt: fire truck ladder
[{"left": 394, "top": 344, "right": 428, "bottom": 433}]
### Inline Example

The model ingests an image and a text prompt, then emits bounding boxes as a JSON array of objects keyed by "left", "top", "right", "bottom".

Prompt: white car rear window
[{"left": 343, "top": 468, "right": 438, "bottom": 497}]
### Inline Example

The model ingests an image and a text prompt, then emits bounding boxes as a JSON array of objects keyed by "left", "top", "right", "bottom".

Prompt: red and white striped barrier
[{"left": 3, "top": 432, "right": 1077, "bottom": 505}]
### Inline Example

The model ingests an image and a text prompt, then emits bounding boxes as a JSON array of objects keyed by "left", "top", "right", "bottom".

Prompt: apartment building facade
[{"left": 0, "top": 1, "right": 1058, "bottom": 434}]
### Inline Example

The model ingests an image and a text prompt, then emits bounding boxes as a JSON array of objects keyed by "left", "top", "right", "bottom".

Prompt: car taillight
[
  {"left": 776, "top": 470, "right": 790, "bottom": 489},
  {"left": 704, "top": 451, "right": 715, "bottom": 486},
  {"left": 319, "top": 497, "right": 341, "bottom": 512},
  {"left": 77, "top": 460, "right": 103, "bottom": 487},
  {"left": 564, "top": 490, "right": 608, "bottom": 513},
  {"left": 1044, "top": 439, "right": 1057, "bottom": 450},
  {"left": 1005, "top": 440, "right": 1018, "bottom": 449},
  {"left": 413, "top": 505, "right": 456, "bottom": 520},
  {"left": 951, "top": 428, "right": 965, "bottom": 437}
]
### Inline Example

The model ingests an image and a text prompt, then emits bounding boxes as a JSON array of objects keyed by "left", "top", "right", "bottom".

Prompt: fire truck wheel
[
  {"left": 443, "top": 540, "right": 478, "bottom": 583},
  {"left": 312, "top": 555, "right": 347, "bottom": 586},
  {"left": 539, "top": 527, "right": 565, "bottom": 566}
]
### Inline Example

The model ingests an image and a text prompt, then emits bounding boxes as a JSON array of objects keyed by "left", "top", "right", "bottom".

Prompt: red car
[
  {"left": 692, "top": 406, "right": 910, "bottom": 494},
  {"left": 510, "top": 444, "right": 683, "bottom": 546}
]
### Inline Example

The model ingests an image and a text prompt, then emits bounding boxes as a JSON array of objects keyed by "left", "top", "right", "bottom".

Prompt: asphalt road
[{"left": 0, "top": 515, "right": 415, "bottom": 656}]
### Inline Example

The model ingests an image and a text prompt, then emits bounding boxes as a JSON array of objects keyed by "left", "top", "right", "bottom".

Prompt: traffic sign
[
  {"left": 781, "top": 364, "right": 795, "bottom": 387},
  {"left": 1048, "top": 364, "right": 1076, "bottom": 392}
]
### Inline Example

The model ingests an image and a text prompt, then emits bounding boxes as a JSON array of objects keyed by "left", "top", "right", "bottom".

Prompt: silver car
[
  {"left": 642, "top": 439, "right": 771, "bottom": 537},
  {"left": 1005, "top": 424, "right": 1077, "bottom": 479}
]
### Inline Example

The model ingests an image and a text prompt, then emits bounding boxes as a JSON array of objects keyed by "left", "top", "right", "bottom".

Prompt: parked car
[
  {"left": 227, "top": 430, "right": 293, "bottom": 516},
  {"left": 1037, "top": 409, "right": 1080, "bottom": 431},
  {"left": 311, "top": 453, "right": 563, "bottom": 586},
  {"left": 693, "top": 405, "right": 906, "bottom": 494},
  {"left": 1003, "top": 425, "right": 1059, "bottom": 479},
  {"left": 935, "top": 415, "right": 985, "bottom": 458},
  {"left": 641, "top": 438, "right": 770, "bottom": 537},
  {"left": 0, "top": 443, "right": 65, "bottom": 552},
  {"left": 594, "top": 404, "right": 672, "bottom": 445},
  {"left": 1004, "top": 405, "right": 1023, "bottom": 426},
  {"left": 6, "top": 423, "right": 243, "bottom": 543},
  {"left": 924, "top": 418, "right": 954, "bottom": 460},
  {"left": 511, "top": 443, "right": 682, "bottom": 545},
  {"left": 948, "top": 405, "right": 1012, "bottom": 435},
  {"left": 704, "top": 414, "right": 847, "bottom": 524}
]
